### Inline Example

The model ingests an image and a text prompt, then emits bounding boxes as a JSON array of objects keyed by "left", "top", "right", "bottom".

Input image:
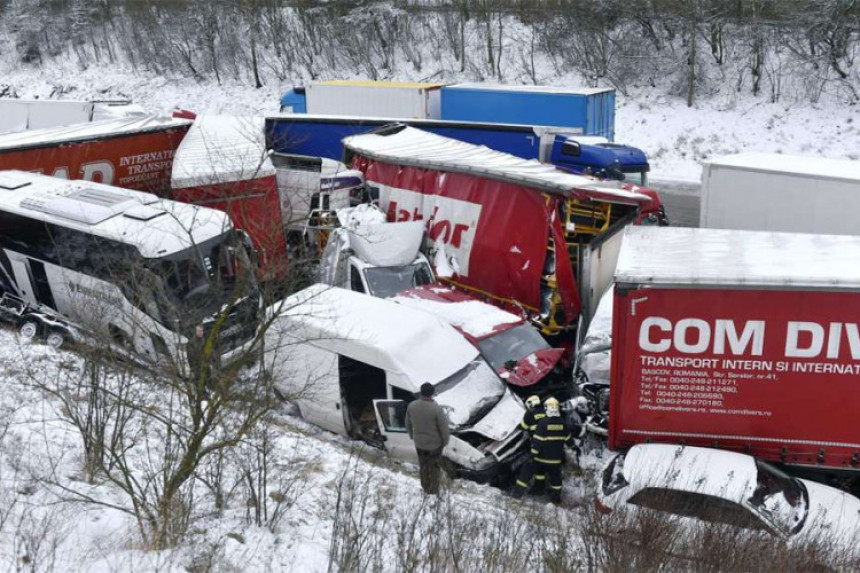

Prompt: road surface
[{"left": 651, "top": 178, "right": 700, "bottom": 227}]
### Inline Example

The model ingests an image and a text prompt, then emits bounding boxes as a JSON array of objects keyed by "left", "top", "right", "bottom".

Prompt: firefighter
[
  {"left": 520, "top": 395, "right": 545, "bottom": 438},
  {"left": 518, "top": 394, "right": 548, "bottom": 494},
  {"left": 513, "top": 397, "right": 572, "bottom": 504}
]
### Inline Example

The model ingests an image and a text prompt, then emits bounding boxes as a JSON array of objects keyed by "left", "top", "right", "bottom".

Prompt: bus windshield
[{"left": 149, "top": 231, "right": 258, "bottom": 327}]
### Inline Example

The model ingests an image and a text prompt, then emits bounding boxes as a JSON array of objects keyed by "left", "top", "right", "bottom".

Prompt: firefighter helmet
[
  {"left": 525, "top": 395, "right": 541, "bottom": 410},
  {"left": 544, "top": 397, "right": 561, "bottom": 417}
]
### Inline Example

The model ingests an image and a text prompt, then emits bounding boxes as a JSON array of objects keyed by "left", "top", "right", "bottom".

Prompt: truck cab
[
  {"left": 548, "top": 135, "right": 650, "bottom": 187},
  {"left": 319, "top": 206, "right": 435, "bottom": 297},
  {"left": 392, "top": 285, "right": 566, "bottom": 393},
  {"left": 271, "top": 153, "right": 365, "bottom": 255}
]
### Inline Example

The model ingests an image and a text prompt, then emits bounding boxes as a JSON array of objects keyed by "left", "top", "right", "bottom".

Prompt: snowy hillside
[{"left": 2, "top": 64, "right": 857, "bottom": 183}]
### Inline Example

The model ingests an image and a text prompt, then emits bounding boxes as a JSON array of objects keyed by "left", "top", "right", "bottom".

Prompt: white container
[
  {"left": 305, "top": 80, "right": 445, "bottom": 119},
  {"left": 700, "top": 152, "right": 860, "bottom": 234}
]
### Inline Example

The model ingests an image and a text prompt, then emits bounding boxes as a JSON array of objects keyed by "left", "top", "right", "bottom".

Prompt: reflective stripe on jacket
[{"left": 530, "top": 416, "right": 570, "bottom": 465}]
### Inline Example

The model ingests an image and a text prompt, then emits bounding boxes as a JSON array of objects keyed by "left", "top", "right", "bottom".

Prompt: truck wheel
[
  {"left": 46, "top": 330, "right": 65, "bottom": 349},
  {"left": 19, "top": 320, "right": 39, "bottom": 340}
]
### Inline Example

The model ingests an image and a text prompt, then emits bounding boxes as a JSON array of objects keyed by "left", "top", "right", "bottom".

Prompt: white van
[{"left": 264, "top": 284, "right": 526, "bottom": 482}]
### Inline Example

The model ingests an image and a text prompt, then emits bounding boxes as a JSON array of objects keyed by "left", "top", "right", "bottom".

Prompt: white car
[{"left": 594, "top": 444, "right": 860, "bottom": 552}]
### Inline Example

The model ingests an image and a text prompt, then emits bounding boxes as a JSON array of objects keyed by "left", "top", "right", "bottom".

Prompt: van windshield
[
  {"left": 477, "top": 323, "right": 550, "bottom": 371},
  {"left": 363, "top": 262, "right": 433, "bottom": 298},
  {"left": 434, "top": 360, "right": 506, "bottom": 429}
]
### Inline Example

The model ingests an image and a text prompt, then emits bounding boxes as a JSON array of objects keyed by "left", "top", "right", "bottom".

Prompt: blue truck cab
[
  {"left": 280, "top": 87, "right": 307, "bottom": 113},
  {"left": 548, "top": 135, "right": 649, "bottom": 187}
]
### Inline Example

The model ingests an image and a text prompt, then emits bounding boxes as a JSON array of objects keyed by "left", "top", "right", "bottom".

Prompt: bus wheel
[
  {"left": 46, "top": 330, "right": 65, "bottom": 349},
  {"left": 19, "top": 320, "right": 39, "bottom": 340}
]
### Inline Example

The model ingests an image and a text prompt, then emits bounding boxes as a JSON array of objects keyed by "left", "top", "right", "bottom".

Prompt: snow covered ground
[
  {"left": 2, "top": 64, "right": 859, "bottom": 183},
  {"left": 0, "top": 330, "right": 603, "bottom": 571}
]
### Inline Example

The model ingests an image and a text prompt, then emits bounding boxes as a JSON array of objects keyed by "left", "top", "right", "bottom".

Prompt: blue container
[
  {"left": 440, "top": 84, "right": 615, "bottom": 140},
  {"left": 279, "top": 87, "right": 307, "bottom": 113}
]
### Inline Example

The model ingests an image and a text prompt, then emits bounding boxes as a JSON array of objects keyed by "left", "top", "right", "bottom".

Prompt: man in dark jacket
[
  {"left": 405, "top": 382, "right": 451, "bottom": 495},
  {"left": 513, "top": 397, "right": 571, "bottom": 504}
]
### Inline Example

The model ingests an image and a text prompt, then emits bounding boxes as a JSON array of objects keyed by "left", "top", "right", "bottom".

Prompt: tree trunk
[
  {"left": 250, "top": 34, "right": 263, "bottom": 88},
  {"left": 687, "top": 2, "right": 697, "bottom": 108}
]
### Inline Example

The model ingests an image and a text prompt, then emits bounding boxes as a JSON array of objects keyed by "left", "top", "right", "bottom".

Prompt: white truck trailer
[
  {"left": 700, "top": 153, "right": 860, "bottom": 234},
  {"left": 305, "top": 80, "right": 445, "bottom": 119}
]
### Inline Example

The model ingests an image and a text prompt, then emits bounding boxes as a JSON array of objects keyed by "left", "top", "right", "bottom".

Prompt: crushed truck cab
[
  {"left": 392, "top": 285, "right": 565, "bottom": 391},
  {"left": 319, "top": 205, "right": 435, "bottom": 297},
  {"left": 263, "top": 285, "right": 527, "bottom": 482}
]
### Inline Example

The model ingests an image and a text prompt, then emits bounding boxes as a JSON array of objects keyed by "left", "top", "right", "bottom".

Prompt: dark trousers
[
  {"left": 514, "top": 460, "right": 563, "bottom": 502},
  {"left": 416, "top": 447, "right": 444, "bottom": 495}
]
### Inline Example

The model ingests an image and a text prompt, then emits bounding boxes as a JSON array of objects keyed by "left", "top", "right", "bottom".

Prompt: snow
[
  {"left": 270, "top": 284, "right": 478, "bottom": 390},
  {"left": 622, "top": 444, "right": 758, "bottom": 504},
  {"left": 1, "top": 36, "right": 859, "bottom": 569},
  {"left": 0, "top": 114, "right": 189, "bottom": 150},
  {"left": 171, "top": 115, "right": 274, "bottom": 188},
  {"left": 434, "top": 361, "right": 507, "bottom": 430},
  {"left": 336, "top": 204, "right": 386, "bottom": 229},
  {"left": 0, "top": 327, "right": 561, "bottom": 572},
  {"left": 616, "top": 226, "right": 860, "bottom": 289},
  {"left": 391, "top": 294, "right": 521, "bottom": 339},
  {"left": 0, "top": 59, "right": 858, "bottom": 185},
  {"left": 347, "top": 220, "right": 425, "bottom": 267},
  {"left": 433, "top": 238, "right": 454, "bottom": 278},
  {"left": 448, "top": 83, "right": 611, "bottom": 96}
]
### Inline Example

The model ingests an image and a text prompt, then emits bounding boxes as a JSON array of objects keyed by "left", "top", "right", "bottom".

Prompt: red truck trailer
[
  {"left": 343, "top": 125, "right": 662, "bottom": 338},
  {"left": 610, "top": 226, "right": 860, "bottom": 472},
  {"left": 171, "top": 116, "right": 288, "bottom": 283},
  {"left": 0, "top": 115, "right": 191, "bottom": 191}
]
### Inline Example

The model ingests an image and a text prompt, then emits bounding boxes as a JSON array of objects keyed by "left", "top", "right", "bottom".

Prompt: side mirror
[{"left": 380, "top": 435, "right": 388, "bottom": 442}]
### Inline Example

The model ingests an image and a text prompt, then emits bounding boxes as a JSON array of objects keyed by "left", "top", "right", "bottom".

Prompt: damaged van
[{"left": 264, "top": 284, "right": 527, "bottom": 482}]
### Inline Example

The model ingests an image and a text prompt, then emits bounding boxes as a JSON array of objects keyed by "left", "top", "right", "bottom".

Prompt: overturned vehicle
[{"left": 264, "top": 284, "right": 527, "bottom": 483}]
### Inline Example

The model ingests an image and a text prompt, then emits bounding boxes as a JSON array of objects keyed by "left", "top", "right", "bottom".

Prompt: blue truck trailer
[
  {"left": 439, "top": 84, "right": 616, "bottom": 140},
  {"left": 265, "top": 115, "right": 650, "bottom": 185}
]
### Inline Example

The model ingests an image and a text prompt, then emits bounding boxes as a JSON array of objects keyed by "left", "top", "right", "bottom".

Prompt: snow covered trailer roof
[
  {"left": 615, "top": 226, "right": 860, "bottom": 290},
  {"left": 343, "top": 125, "right": 651, "bottom": 205},
  {"left": 269, "top": 284, "right": 479, "bottom": 390}
]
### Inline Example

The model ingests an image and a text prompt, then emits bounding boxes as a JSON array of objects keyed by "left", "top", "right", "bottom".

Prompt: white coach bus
[{"left": 0, "top": 170, "right": 261, "bottom": 369}]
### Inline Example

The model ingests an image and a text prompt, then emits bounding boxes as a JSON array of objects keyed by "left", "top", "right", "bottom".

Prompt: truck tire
[
  {"left": 19, "top": 320, "right": 39, "bottom": 340},
  {"left": 46, "top": 330, "right": 65, "bottom": 349}
]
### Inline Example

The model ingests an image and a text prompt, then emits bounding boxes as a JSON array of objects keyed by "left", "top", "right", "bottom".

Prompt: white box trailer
[
  {"left": 305, "top": 80, "right": 446, "bottom": 119},
  {"left": 700, "top": 153, "right": 860, "bottom": 234}
]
